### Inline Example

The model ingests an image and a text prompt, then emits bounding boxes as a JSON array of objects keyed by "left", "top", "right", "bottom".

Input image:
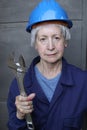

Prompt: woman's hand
[{"left": 15, "top": 93, "right": 36, "bottom": 120}]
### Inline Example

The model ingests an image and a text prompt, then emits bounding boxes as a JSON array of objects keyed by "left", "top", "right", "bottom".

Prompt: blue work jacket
[{"left": 7, "top": 56, "right": 87, "bottom": 130}]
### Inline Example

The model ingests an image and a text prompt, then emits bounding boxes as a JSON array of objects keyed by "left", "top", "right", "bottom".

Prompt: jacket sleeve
[{"left": 7, "top": 78, "right": 28, "bottom": 130}]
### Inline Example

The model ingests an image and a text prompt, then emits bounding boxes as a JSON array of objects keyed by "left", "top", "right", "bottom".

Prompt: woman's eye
[
  {"left": 55, "top": 36, "right": 60, "bottom": 40},
  {"left": 40, "top": 38, "right": 46, "bottom": 41}
]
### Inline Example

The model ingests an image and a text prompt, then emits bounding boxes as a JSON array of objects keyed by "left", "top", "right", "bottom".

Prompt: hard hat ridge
[{"left": 26, "top": 0, "right": 73, "bottom": 33}]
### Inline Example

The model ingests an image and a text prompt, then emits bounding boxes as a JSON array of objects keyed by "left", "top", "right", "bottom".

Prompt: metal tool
[{"left": 7, "top": 52, "right": 34, "bottom": 130}]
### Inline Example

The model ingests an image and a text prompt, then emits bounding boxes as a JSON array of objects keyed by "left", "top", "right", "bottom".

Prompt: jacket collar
[
  {"left": 24, "top": 56, "right": 74, "bottom": 90},
  {"left": 60, "top": 58, "right": 74, "bottom": 87}
]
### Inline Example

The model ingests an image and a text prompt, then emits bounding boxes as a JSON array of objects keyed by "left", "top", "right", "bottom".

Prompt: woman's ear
[{"left": 64, "top": 41, "right": 68, "bottom": 48}]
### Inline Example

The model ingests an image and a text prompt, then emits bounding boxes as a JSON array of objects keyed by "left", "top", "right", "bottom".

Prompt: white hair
[{"left": 30, "top": 24, "right": 71, "bottom": 46}]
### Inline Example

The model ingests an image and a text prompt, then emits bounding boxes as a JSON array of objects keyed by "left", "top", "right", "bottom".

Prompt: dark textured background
[{"left": 0, "top": 0, "right": 87, "bottom": 129}]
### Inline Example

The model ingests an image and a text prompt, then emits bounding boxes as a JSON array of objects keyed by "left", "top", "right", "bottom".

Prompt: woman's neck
[{"left": 36, "top": 59, "right": 62, "bottom": 79}]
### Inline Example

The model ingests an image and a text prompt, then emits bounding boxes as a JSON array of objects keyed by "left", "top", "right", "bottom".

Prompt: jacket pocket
[{"left": 63, "top": 115, "right": 82, "bottom": 130}]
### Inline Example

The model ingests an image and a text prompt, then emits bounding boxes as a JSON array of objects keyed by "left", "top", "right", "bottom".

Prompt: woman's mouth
[{"left": 46, "top": 53, "right": 57, "bottom": 56}]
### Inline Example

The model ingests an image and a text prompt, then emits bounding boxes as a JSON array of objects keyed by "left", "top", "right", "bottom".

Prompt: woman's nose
[{"left": 47, "top": 39, "right": 55, "bottom": 50}]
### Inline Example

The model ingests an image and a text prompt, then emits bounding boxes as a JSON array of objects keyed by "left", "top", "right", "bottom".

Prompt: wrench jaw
[
  {"left": 7, "top": 53, "right": 34, "bottom": 130},
  {"left": 8, "top": 53, "right": 26, "bottom": 72}
]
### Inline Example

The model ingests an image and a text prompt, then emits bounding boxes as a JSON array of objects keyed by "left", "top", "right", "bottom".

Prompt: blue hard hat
[{"left": 26, "top": 0, "right": 73, "bottom": 32}]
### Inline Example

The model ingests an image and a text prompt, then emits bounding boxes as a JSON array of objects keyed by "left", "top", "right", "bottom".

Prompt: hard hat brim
[{"left": 26, "top": 19, "right": 73, "bottom": 33}]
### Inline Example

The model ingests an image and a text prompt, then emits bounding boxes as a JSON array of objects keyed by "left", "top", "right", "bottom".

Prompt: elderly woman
[{"left": 7, "top": 0, "right": 87, "bottom": 130}]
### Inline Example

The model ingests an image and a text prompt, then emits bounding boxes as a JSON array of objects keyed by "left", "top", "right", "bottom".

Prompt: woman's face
[{"left": 35, "top": 24, "right": 67, "bottom": 64}]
